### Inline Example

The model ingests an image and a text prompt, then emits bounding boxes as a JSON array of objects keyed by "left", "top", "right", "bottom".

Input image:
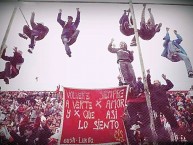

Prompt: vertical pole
[
  {"left": 128, "top": 0, "right": 158, "bottom": 143},
  {"left": 0, "top": 7, "right": 17, "bottom": 57}
]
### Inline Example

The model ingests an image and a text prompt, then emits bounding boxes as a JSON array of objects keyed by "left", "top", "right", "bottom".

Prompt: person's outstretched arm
[
  {"left": 74, "top": 8, "right": 80, "bottom": 28},
  {"left": 108, "top": 38, "right": 118, "bottom": 53},
  {"left": 57, "top": 9, "right": 66, "bottom": 28},
  {"left": 1, "top": 45, "right": 12, "bottom": 61},
  {"left": 162, "top": 74, "right": 174, "bottom": 91}
]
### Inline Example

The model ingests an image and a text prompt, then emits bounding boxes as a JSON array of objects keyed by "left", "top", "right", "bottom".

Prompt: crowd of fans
[
  {"left": 0, "top": 85, "right": 193, "bottom": 145},
  {"left": 165, "top": 89, "right": 193, "bottom": 141},
  {"left": 148, "top": 88, "right": 193, "bottom": 143},
  {"left": 0, "top": 90, "right": 63, "bottom": 145}
]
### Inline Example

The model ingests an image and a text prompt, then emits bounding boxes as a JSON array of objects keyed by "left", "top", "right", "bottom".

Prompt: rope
[{"left": 19, "top": 7, "right": 30, "bottom": 28}]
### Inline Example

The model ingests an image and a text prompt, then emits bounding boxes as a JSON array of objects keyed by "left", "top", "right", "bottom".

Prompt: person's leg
[
  {"left": 19, "top": 25, "right": 31, "bottom": 39},
  {"left": 28, "top": 29, "right": 44, "bottom": 53},
  {"left": 119, "top": 62, "right": 136, "bottom": 87},
  {"left": 0, "top": 71, "right": 5, "bottom": 79},
  {"left": 119, "top": 10, "right": 134, "bottom": 37},
  {"left": 62, "top": 36, "right": 71, "bottom": 57},
  {"left": 3, "top": 62, "right": 11, "bottom": 84},
  {"left": 140, "top": 4, "right": 146, "bottom": 28},
  {"left": 4, "top": 62, "right": 11, "bottom": 78},
  {"left": 30, "top": 12, "right": 36, "bottom": 29},
  {"left": 67, "top": 30, "right": 80, "bottom": 46},
  {"left": 177, "top": 53, "right": 193, "bottom": 77},
  {"left": 119, "top": 10, "right": 129, "bottom": 26},
  {"left": 127, "top": 62, "right": 137, "bottom": 87},
  {"left": 28, "top": 35, "right": 36, "bottom": 53},
  {"left": 147, "top": 8, "right": 155, "bottom": 30},
  {"left": 119, "top": 11, "right": 127, "bottom": 35},
  {"left": 118, "top": 62, "right": 138, "bottom": 97}
]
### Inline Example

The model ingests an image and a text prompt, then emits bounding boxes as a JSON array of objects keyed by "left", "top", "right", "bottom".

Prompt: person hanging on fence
[
  {"left": 146, "top": 69, "right": 181, "bottom": 142},
  {"left": 108, "top": 38, "right": 139, "bottom": 96},
  {"left": 130, "top": 4, "right": 162, "bottom": 46},
  {"left": 0, "top": 45, "right": 24, "bottom": 84},
  {"left": 119, "top": 9, "right": 134, "bottom": 37},
  {"left": 161, "top": 27, "right": 193, "bottom": 78},
  {"left": 57, "top": 8, "right": 80, "bottom": 57},
  {"left": 19, "top": 12, "right": 49, "bottom": 53}
]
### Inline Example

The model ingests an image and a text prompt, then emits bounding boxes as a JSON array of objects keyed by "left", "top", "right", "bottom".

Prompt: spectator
[
  {"left": 187, "top": 85, "right": 193, "bottom": 99},
  {"left": 147, "top": 69, "right": 180, "bottom": 142}
]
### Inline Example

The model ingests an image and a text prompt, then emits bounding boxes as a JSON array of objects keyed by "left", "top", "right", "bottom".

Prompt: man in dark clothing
[
  {"left": 0, "top": 45, "right": 24, "bottom": 84},
  {"left": 119, "top": 9, "right": 134, "bottom": 37},
  {"left": 146, "top": 69, "right": 179, "bottom": 142},
  {"left": 57, "top": 8, "right": 80, "bottom": 57},
  {"left": 19, "top": 12, "right": 49, "bottom": 53},
  {"left": 130, "top": 4, "right": 162, "bottom": 46}
]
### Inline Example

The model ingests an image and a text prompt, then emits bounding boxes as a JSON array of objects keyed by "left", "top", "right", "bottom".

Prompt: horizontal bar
[{"left": 1, "top": 0, "right": 193, "bottom": 6}]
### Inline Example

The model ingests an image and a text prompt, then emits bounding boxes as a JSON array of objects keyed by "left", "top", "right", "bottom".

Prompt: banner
[{"left": 59, "top": 86, "right": 128, "bottom": 144}]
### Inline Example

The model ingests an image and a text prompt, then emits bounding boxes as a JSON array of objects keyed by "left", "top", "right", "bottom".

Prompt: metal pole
[
  {"left": 15, "top": 0, "right": 193, "bottom": 6},
  {"left": 128, "top": 0, "right": 158, "bottom": 143},
  {"left": 0, "top": 7, "right": 17, "bottom": 57}
]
